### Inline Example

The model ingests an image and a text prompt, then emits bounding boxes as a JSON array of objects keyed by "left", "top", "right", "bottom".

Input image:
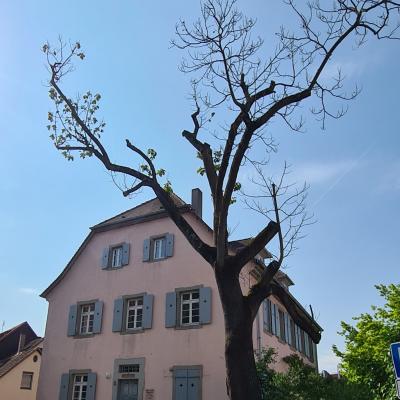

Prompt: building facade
[
  {"left": 0, "top": 322, "right": 43, "bottom": 400},
  {"left": 38, "top": 190, "right": 322, "bottom": 400}
]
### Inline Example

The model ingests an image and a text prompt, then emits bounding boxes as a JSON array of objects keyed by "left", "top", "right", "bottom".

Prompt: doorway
[{"left": 117, "top": 379, "right": 139, "bottom": 400}]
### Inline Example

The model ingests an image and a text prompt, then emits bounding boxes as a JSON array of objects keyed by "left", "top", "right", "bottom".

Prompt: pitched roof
[
  {"left": 0, "top": 322, "right": 38, "bottom": 362},
  {"left": 91, "top": 195, "right": 189, "bottom": 232},
  {"left": 0, "top": 338, "right": 43, "bottom": 378},
  {"left": 41, "top": 195, "right": 194, "bottom": 298}
]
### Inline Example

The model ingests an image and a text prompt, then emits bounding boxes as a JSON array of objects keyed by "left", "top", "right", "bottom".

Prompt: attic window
[{"left": 20, "top": 372, "right": 33, "bottom": 389}]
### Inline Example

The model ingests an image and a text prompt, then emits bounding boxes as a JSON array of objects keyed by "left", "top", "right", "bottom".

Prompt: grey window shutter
[
  {"left": 263, "top": 299, "right": 271, "bottom": 332},
  {"left": 122, "top": 242, "right": 130, "bottom": 266},
  {"left": 86, "top": 372, "right": 97, "bottom": 400},
  {"left": 112, "top": 297, "right": 124, "bottom": 332},
  {"left": 199, "top": 287, "right": 212, "bottom": 324},
  {"left": 284, "top": 313, "right": 291, "bottom": 345},
  {"left": 165, "top": 233, "right": 174, "bottom": 257},
  {"left": 165, "top": 292, "right": 177, "bottom": 328},
  {"left": 143, "top": 239, "right": 150, "bottom": 262},
  {"left": 262, "top": 300, "right": 267, "bottom": 330},
  {"left": 271, "top": 303, "right": 276, "bottom": 335},
  {"left": 67, "top": 304, "right": 78, "bottom": 336},
  {"left": 275, "top": 305, "right": 281, "bottom": 338},
  {"left": 142, "top": 294, "right": 154, "bottom": 329},
  {"left": 101, "top": 247, "right": 110, "bottom": 269},
  {"left": 93, "top": 301, "right": 103, "bottom": 334},
  {"left": 59, "top": 373, "right": 69, "bottom": 400}
]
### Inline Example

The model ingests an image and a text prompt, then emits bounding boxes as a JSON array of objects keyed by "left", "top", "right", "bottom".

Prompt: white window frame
[
  {"left": 20, "top": 371, "right": 33, "bottom": 389},
  {"left": 79, "top": 303, "right": 95, "bottom": 335},
  {"left": 180, "top": 290, "right": 200, "bottom": 326},
  {"left": 72, "top": 374, "right": 88, "bottom": 400},
  {"left": 153, "top": 237, "right": 166, "bottom": 260},
  {"left": 111, "top": 246, "right": 123, "bottom": 268},
  {"left": 125, "top": 297, "right": 144, "bottom": 330}
]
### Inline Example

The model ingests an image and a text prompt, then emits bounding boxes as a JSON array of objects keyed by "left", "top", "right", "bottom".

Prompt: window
[
  {"left": 180, "top": 290, "right": 200, "bottom": 326},
  {"left": 119, "top": 364, "right": 140, "bottom": 373},
  {"left": 101, "top": 243, "right": 130, "bottom": 270},
  {"left": 20, "top": 372, "right": 33, "bottom": 389},
  {"left": 67, "top": 301, "right": 103, "bottom": 337},
  {"left": 79, "top": 303, "right": 95, "bottom": 335},
  {"left": 111, "top": 246, "right": 123, "bottom": 268},
  {"left": 112, "top": 294, "right": 154, "bottom": 333},
  {"left": 126, "top": 297, "right": 143, "bottom": 330},
  {"left": 143, "top": 233, "right": 174, "bottom": 262},
  {"left": 59, "top": 371, "right": 96, "bottom": 400},
  {"left": 165, "top": 287, "right": 211, "bottom": 329},
  {"left": 72, "top": 374, "right": 88, "bottom": 400},
  {"left": 153, "top": 237, "right": 166, "bottom": 260}
]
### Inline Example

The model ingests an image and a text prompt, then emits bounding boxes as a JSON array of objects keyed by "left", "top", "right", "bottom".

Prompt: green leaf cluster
[
  {"left": 256, "top": 348, "right": 371, "bottom": 400},
  {"left": 333, "top": 284, "right": 400, "bottom": 399}
]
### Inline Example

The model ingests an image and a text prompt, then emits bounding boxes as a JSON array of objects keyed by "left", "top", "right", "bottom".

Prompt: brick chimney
[{"left": 191, "top": 188, "right": 203, "bottom": 219}]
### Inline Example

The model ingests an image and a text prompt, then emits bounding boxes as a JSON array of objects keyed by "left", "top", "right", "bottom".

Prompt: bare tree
[{"left": 43, "top": 1, "right": 400, "bottom": 399}]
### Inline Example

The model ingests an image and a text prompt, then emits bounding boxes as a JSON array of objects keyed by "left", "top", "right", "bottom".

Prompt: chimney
[
  {"left": 191, "top": 188, "right": 203, "bottom": 219},
  {"left": 17, "top": 333, "right": 26, "bottom": 353}
]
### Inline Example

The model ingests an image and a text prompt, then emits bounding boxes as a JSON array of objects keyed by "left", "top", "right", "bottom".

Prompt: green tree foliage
[
  {"left": 333, "top": 284, "right": 400, "bottom": 400},
  {"left": 256, "top": 348, "right": 371, "bottom": 400}
]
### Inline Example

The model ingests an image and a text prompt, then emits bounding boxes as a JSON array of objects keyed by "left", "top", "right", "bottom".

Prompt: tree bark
[{"left": 216, "top": 268, "right": 263, "bottom": 400}]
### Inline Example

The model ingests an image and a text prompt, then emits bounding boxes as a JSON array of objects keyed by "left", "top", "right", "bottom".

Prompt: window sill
[
  {"left": 72, "top": 333, "right": 96, "bottom": 339},
  {"left": 120, "top": 328, "right": 145, "bottom": 335},
  {"left": 174, "top": 324, "right": 202, "bottom": 330}
]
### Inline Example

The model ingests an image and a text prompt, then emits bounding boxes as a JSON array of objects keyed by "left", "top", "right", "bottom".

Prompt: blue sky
[{"left": 0, "top": 0, "right": 399, "bottom": 372}]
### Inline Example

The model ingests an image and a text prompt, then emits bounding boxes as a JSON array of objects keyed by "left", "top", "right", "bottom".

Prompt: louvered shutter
[
  {"left": 92, "top": 301, "right": 103, "bottom": 334},
  {"left": 101, "top": 247, "right": 110, "bottom": 269},
  {"left": 142, "top": 294, "right": 154, "bottom": 329},
  {"left": 86, "top": 372, "right": 97, "bottom": 400},
  {"left": 199, "top": 287, "right": 212, "bottom": 324},
  {"left": 112, "top": 297, "right": 124, "bottom": 332},
  {"left": 165, "top": 292, "right": 177, "bottom": 328},
  {"left": 143, "top": 239, "right": 150, "bottom": 261},
  {"left": 271, "top": 303, "right": 276, "bottom": 335},
  {"left": 121, "top": 243, "right": 130, "bottom": 266},
  {"left": 59, "top": 373, "right": 69, "bottom": 400},
  {"left": 275, "top": 304, "right": 281, "bottom": 338},
  {"left": 67, "top": 304, "right": 77, "bottom": 336},
  {"left": 165, "top": 233, "right": 174, "bottom": 257}
]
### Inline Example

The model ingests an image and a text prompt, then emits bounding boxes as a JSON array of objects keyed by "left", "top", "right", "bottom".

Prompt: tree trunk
[{"left": 216, "top": 269, "right": 263, "bottom": 400}]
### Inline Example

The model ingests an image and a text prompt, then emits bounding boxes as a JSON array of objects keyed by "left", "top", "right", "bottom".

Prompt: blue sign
[{"left": 390, "top": 342, "right": 400, "bottom": 379}]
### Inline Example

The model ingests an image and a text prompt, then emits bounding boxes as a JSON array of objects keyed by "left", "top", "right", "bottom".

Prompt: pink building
[{"left": 38, "top": 189, "right": 322, "bottom": 400}]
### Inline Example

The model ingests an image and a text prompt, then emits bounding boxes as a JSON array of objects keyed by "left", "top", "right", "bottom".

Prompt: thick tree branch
[
  {"left": 228, "top": 220, "right": 279, "bottom": 270},
  {"left": 150, "top": 182, "right": 217, "bottom": 265},
  {"left": 182, "top": 108, "right": 218, "bottom": 198},
  {"left": 125, "top": 139, "right": 157, "bottom": 178}
]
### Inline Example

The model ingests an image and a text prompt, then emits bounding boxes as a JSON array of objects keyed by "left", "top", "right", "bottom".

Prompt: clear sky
[{"left": 0, "top": 0, "right": 398, "bottom": 373}]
